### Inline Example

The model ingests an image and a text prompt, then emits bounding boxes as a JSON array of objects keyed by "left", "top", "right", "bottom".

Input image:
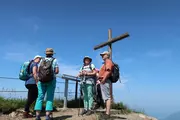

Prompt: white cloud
[
  {"left": 111, "top": 52, "right": 134, "bottom": 64},
  {"left": 58, "top": 62, "right": 80, "bottom": 76},
  {"left": 113, "top": 73, "right": 129, "bottom": 91},
  {"left": 1, "top": 41, "right": 40, "bottom": 62},
  {"left": 33, "top": 24, "right": 39, "bottom": 33},
  {"left": 4, "top": 53, "right": 26, "bottom": 62},
  {"left": 19, "top": 16, "right": 40, "bottom": 23},
  {"left": 146, "top": 49, "right": 172, "bottom": 57},
  {"left": 1, "top": 40, "right": 80, "bottom": 76},
  {"left": 94, "top": 50, "right": 134, "bottom": 67},
  {"left": 19, "top": 17, "right": 40, "bottom": 33},
  {"left": 95, "top": 51, "right": 104, "bottom": 67},
  {"left": 117, "top": 58, "right": 134, "bottom": 64},
  {"left": 112, "top": 74, "right": 130, "bottom": 102},
  {"left": 54, "top": 56, "right": 80, "bottom": 76}
]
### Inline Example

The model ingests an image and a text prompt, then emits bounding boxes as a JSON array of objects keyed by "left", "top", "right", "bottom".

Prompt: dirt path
[{"left": 0, "top": 108, "right": 158, "bottom": 120}]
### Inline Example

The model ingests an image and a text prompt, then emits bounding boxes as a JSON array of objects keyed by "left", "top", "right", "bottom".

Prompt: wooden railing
[{"left": 57, "top": 74, "right": 81, "bottom": 109}]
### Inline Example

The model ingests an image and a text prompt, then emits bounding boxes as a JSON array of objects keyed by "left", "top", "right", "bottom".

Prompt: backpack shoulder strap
[
  {"left": 89, "top": 64, "right": 92, "bottom": 71},
  {"left": 82, "top": 64, "right": 93, "bottom": 71},
  {"left": 81, "top": 63, "right": 94, "bottom": 72},
  {"left": 27, "top": 60, "right": 33, "bottom": 74},
  {"left": 50, "top": 58, "right": 55, "bottom": 67},
  {"left": 81, "top": 64, "right": 85, "bottom": 70},
  {"left": 40, "top": 58, "right": 45, "bottom": 63}
]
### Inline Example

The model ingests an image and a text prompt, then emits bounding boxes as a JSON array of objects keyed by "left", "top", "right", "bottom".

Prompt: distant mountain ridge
[{"left": 161, "top": 111, "right": 180, "bottom": 120}]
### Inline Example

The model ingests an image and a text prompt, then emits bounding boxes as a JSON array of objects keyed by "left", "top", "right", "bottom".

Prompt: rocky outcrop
[{"left": 0, "top": 108, "right": 158, "bottom": 120}]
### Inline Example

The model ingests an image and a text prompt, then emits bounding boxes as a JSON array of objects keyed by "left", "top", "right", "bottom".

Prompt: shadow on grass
[
  {"left": 111, "top": 116, "right": 127, "bottom": 119},
  {"left": 53, "top": 115, "right": 72, "bottom": 120},
  {"left": 98, "top": 112, "right": 127, "bottom": 120}
]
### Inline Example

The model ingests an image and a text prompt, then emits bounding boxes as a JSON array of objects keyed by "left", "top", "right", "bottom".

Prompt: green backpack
[{"left": 19, "top": 60, "right": 33, "bottom": 81}]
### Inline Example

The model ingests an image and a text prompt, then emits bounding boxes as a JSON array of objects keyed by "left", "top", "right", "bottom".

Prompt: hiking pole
[
  {"left": 78, "top": 75, "right": 85, "bottom": 116},
  {"left": 78, "top": 87, "right": 83, "bottom": 117},
  {"left": 78, "top": 76, "right": 81, "bottom": 116}
]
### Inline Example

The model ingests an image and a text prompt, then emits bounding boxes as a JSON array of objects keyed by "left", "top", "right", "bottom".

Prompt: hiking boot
[
  {"left": 101, "top": 114, "right": 110, "bottom": 120},
  {"left": 35, "top": 118, "right": 41, "bottom": 120},
  {"left": 23, "top": 112, "right": 33, "bottom": 118},
  {"left": 45, "top": 115, "right": 53, "bottom": 120},
  {"left": 92, "top": 102, "right": 101, "bottom": 110},
  {"left": 45, "top": 118, "right": 53, "bottom": 120},
  {"left": 80, "top": 109, "right": 88, "bottom": 116},
  {"left": 35, "top": 115, "right": 41, "bottom": 120},
  {"left": 86, "top": 110, "right": 94, "bottom": 116}
]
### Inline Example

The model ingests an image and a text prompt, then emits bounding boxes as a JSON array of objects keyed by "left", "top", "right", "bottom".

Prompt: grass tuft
[{"left": 0, "top": 96, "right": 145, "bottom": 115}]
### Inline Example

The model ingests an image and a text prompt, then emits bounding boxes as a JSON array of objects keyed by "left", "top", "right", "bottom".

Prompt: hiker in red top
[{"left": 98, "top": 51, "right": 114, "bottom": 119}]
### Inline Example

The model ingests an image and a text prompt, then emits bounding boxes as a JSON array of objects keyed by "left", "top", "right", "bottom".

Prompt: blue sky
[{"left": 0, "top": 0, "right": 180, "bottom": 119}]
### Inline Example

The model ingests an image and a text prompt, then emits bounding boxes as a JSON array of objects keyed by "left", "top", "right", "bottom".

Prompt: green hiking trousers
[
  {"left": 34, "top": 79, "right": 56, "bottom": 111},
  {"left": 81, "top": 84, "right": 94, "bottom": 110}
]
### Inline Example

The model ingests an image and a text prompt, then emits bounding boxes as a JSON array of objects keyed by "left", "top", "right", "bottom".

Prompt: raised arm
[
  {"left": 54, "top": 59, "right": 59, "bottom": 74},
  {"left": 33, "top": 65, "right": 38, "bottom": 83},
  {"left": 55, "top": 67, "right": 59, "bottom": 74}
]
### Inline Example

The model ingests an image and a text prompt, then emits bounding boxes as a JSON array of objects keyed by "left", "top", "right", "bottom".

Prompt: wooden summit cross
[
  {"left": 94, "top": 28, "right": 130, "bottom": 100},
  {"left": 94, "top": 28, "right": 129, "bottom": 59}
]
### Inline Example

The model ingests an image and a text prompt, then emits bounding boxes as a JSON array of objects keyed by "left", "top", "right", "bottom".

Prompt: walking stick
[{"left": 78, "top": 75, "right": 85, "bottom": 116}]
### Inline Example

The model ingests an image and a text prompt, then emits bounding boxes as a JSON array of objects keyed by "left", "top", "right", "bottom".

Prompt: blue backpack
[{"left": 19, "top": 60, "right": 33, "bottom": 81}]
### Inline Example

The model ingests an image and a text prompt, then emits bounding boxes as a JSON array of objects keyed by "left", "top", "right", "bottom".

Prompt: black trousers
[
  {"left": 96, "top": 84, "right": 105, "bottom": 108},
  {"left": 24, "top": 84, "right": 38, "bottom": 112}
]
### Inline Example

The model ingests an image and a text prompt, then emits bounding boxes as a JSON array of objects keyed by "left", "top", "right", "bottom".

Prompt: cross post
[{"left": 108, "top": 29, "right": 112, "bottom": 59}]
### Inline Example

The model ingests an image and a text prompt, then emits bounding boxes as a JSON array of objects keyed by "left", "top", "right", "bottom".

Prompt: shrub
[
  {"left": 0, "top": 97, "right": 26, "bottom": 114},
  {"left": 112, "top": 102, "right": 132, "bottom": 114}
]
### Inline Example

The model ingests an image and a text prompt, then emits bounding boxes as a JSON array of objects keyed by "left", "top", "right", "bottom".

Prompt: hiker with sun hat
[
  {"left": 23, "top": 55, "right": 42, "bottom": 118},
  {"left": 78, "top": 56, "right": 97, "bottom": 116}
]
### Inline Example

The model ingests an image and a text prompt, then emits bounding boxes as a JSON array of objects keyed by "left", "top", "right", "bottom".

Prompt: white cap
[
  {"left": 34, "top": 55, "right": 42, "bottom": 60},
  {"left": 100, "top": 51, "right": 110, "bottom": 56}
]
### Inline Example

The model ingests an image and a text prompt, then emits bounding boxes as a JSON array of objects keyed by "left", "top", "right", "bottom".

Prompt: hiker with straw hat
[
  {"left": 34, "top": 48, "right": 59, "bottom": 120},
  {"left": 78, "top": 56, "right": 97, "bottom": 116}
]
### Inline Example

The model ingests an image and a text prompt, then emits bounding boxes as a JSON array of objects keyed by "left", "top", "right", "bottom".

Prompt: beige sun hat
[
  {"left": 45, "top": 48, "right": 55, "bottom": 55},
  {"left": 83, "top": 56, "right": 92, "bottom": 63},
  {"left": 100, "top": 51, "right": 110, "bottom": 56}
]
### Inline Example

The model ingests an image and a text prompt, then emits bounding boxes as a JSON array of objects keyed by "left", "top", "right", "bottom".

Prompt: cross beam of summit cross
[{"left": 94, "top": 28, "right": 130, "bottom": 60}]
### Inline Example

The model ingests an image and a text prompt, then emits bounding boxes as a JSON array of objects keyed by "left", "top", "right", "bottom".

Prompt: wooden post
[
  {"left": 108, "top": 29, "right": 113, "bottom": 100},
  {"left": 108, "top": 28, "right": 112, "bottom": 60},
  {"left": 63, "top": 79, "right": 69, "bottom": 109},
  {"left": 75, "top": 81, "right": 78, "bottom": 101}
]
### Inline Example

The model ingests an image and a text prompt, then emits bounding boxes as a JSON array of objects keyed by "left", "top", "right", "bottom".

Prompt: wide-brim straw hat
[{"left": 45, "top": 48, "right": 55, "bottom": 55}]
